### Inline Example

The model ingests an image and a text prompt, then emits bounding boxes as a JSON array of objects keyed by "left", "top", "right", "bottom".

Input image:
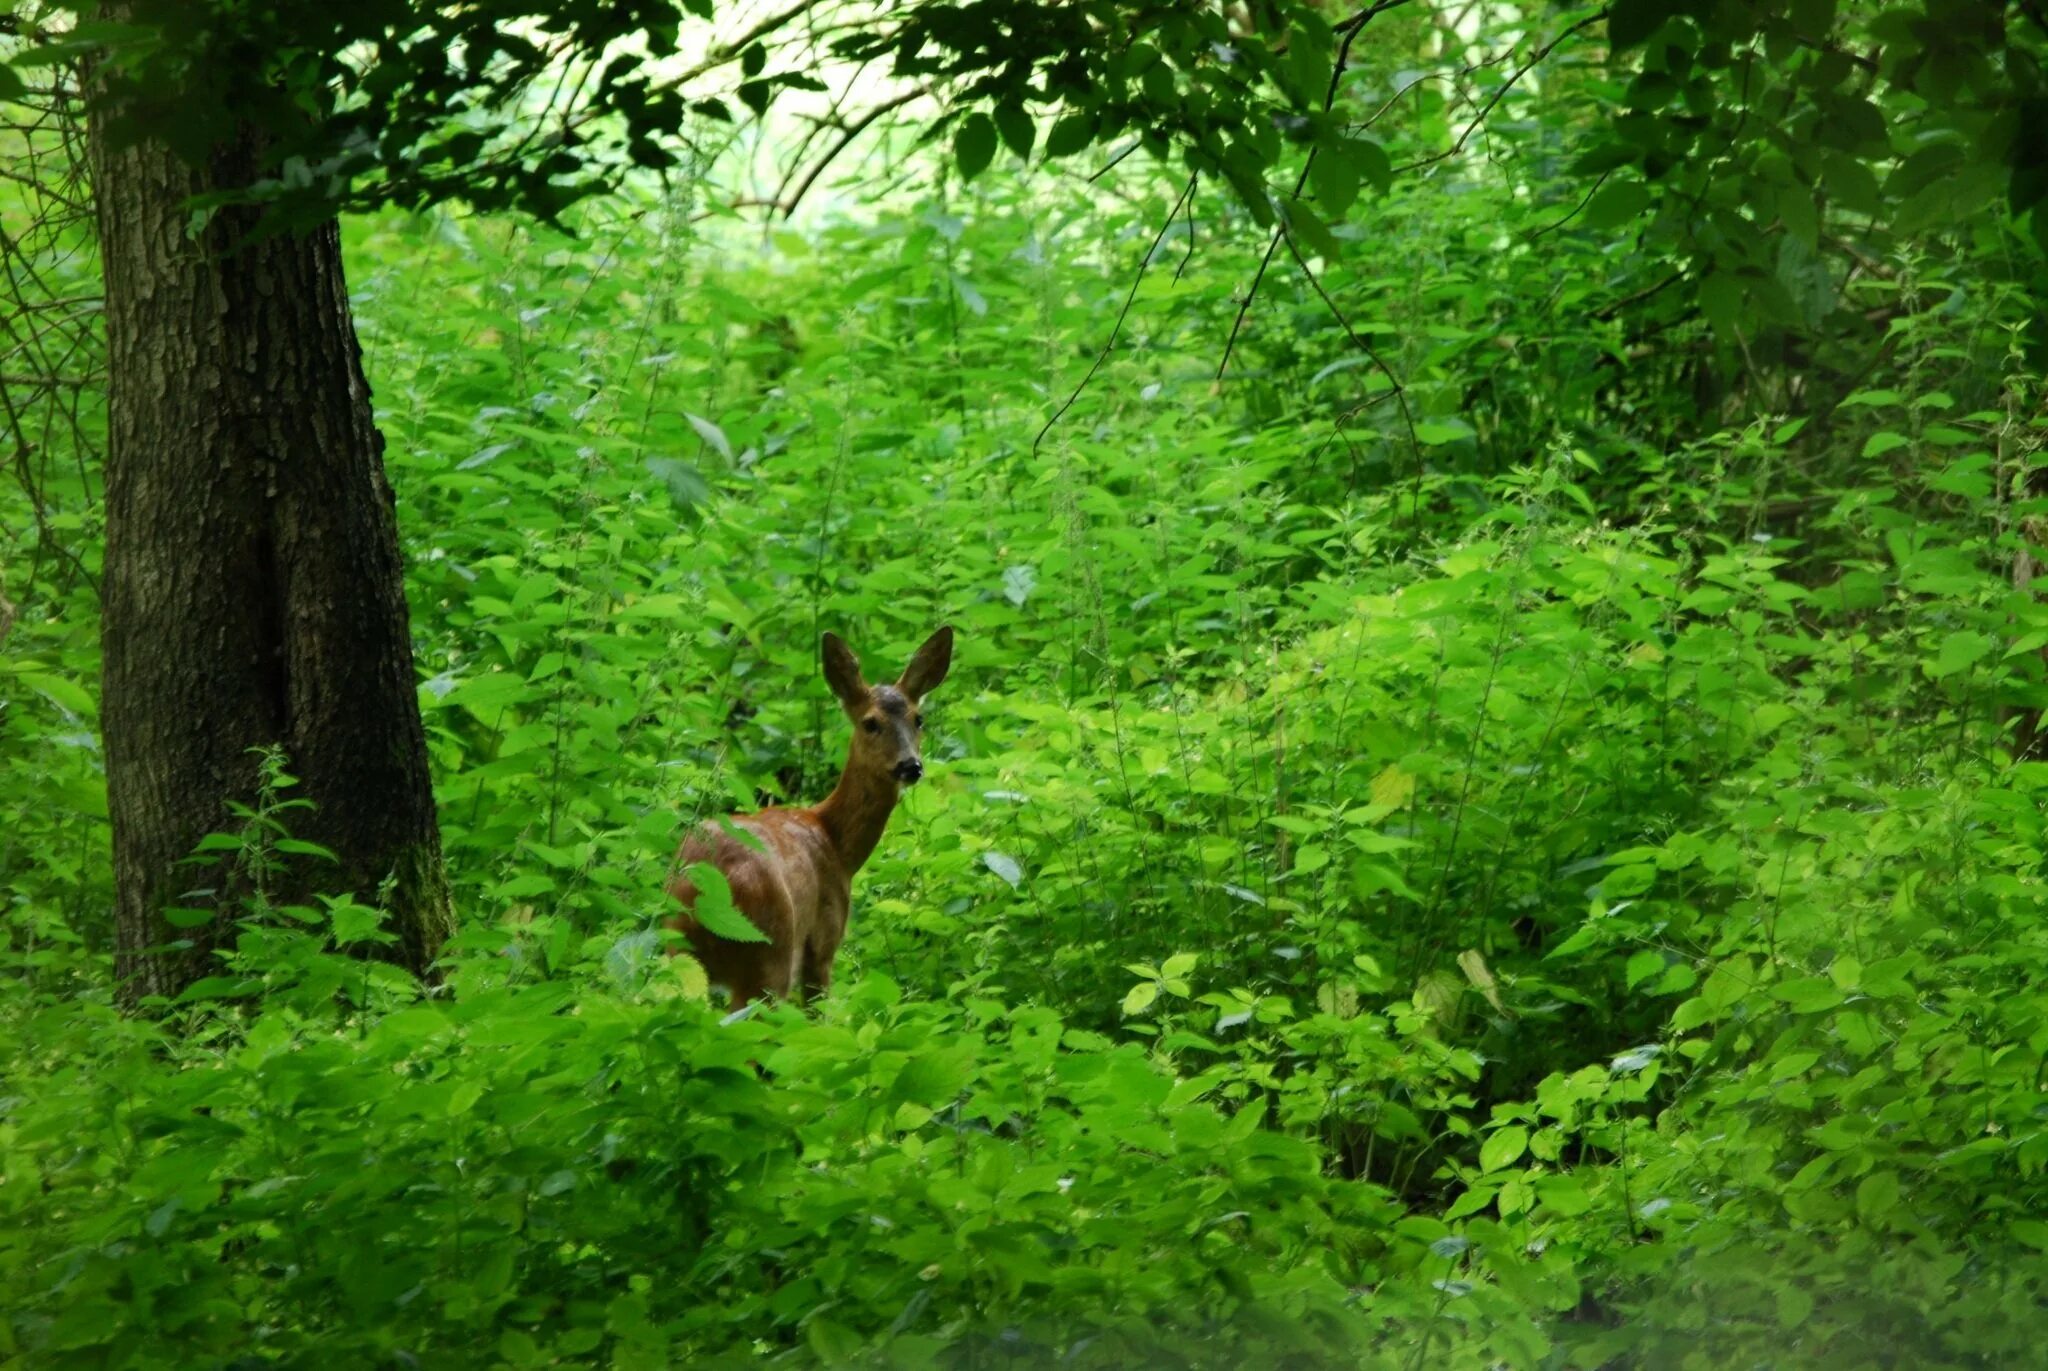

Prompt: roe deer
[{"left": 666, "top": 626, "right": 954, "bottom": 1010}]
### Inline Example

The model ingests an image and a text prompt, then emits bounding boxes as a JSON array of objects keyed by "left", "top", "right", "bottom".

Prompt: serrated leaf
[
  {"left": 682, "top": 861, "right": 769, "bottom": 943},
  {"left": 684, "top": 412, "right": 733, "bottom": 461},
  {"left": 329, "top": 902, "right": 386, "bottom": 945},
  {"left": 1928, "top": 631, "right": 1995, "bottom": 678},
  {"left": 1370, "top": 764, "right": 1416, "bottom": 809},
  {"left": 1122, "top": 980, "right": 1160, "bottom": 1015},
  {"left": 21, "top": 672, "right": 96, "bottom": 718},
  {"left": 1458, "top": 948, "right": 1507, "bottom": 1015}
]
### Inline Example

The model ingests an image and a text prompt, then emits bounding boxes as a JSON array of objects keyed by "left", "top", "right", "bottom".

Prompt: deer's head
[{"left": 822, "top": 626, "right": 953, "bottom": 786}]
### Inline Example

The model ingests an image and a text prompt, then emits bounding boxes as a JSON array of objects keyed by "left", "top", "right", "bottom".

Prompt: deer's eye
[
  {"left": 863, "top": 719, "right": 883, "bottom": 735},
  {"left": 913, "top": 713, "right": 924, "bottom": 729}
]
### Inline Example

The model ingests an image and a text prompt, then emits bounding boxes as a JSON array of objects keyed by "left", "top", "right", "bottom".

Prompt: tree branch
[
  {"left": 1036, "top": 175, "right": 1199, "bottom": 456},
  {"left": 1395, "top": 9, "right": 1608, "bottom": 174}
]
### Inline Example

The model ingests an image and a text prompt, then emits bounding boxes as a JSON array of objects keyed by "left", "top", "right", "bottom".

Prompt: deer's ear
[
  {"left": 898, "top": 625, "right": 954, "bottom": 698},
  {"left": 822, "top": 633, "right": 868, "bottom": 713}
]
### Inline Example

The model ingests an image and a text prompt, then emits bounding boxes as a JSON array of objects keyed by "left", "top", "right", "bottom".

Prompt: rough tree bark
[{"left": 88, "top": 117, "right": 453, "bottom": 1008}]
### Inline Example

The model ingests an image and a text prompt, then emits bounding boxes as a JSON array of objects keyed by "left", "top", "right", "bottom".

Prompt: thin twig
[
  {"left": 659, "top": 0, "right": 835, "bottom": 92},
  {"left": 1172, "top": 175, "right": 1198, "bottom": 283},
  {"left": 1086, "top": 138, "right": 1142, "bottom": 184},
  {"left": 1395, "top": 10, "right": 1608, "bottom": 174},
  {"left": 1034, "top": 175, "right": 1198, "bottom": 456},
  {"left": 779, "top": 85, "right": 930, "bottom": 217},
  {"left": 1277, "top": 226, "right": 1422, "bottom": 465},
  {"left": 1526, "top": 170, "right": 1609, "bottom": 241},
  {"left": 1216, "top": 0, "right": 1405, "bottom": 384}
]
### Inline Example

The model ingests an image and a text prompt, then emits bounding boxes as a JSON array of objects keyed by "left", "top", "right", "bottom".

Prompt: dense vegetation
[{"left": 5, "top": 3, "right": 2048, "bottom": 1366}]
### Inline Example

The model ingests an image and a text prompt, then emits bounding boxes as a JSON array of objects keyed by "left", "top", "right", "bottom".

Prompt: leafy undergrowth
[{"left": 8, "top": 136, "right": 2048, "bottom": 1368}]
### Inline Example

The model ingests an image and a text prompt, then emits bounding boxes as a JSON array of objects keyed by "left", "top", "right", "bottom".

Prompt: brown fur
[{"left": 666, "top": 626, "right": 953, "bottom": 1011}]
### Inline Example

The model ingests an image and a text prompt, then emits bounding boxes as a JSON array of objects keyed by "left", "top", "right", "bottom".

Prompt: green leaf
[
  {"left": 1311, "top": 145, "right": 1360, "bottom": 217},
  {"left": 1414, "top": 419, "right": 1474, "bottom": 446},
  {"left": 1771, "top": 977, "right": 1843, "bottom": 1014},
  {"left": 20, "top": 672, "right": 96, "bottom": 718},
  {"left": 330, "top": 902, "right": 386, "bottom": 946},
  {"left": 1608, "top": 0, "right": 1667, "bottom": 49},
  {"left": 983, "top": 851, "right": 1022, "bottom": 888},
  {"left": 1624, "top": 949, "right": 1664, "bottom": 989},
  {"left": 684, "top": 412, "right": 733, "bottom": 461},
  {"left": 1861, "top": 431, "right": 1909, "bottom": 459},
  {"left": 955, "top": 113, "right": 998, "bottom": 179},
  {"left": 1044, "top": 111, "right": 1097, "bottom": 159},
  {"left": 1534, "top": 1174, "right": 1593, "bottom": 1216},
  {"left": 1123, "top": 980, "right": 1160, "bottom": 1015},
  {"left": 1580, "top": 181, "right": 1651, "bottom": 231},
  {"left": 992, "top": 102, "right": 1035, "bottom": 159},
  {"left": 682, "top": 862, "right": 769, "bottom": 943},
  {"left": 1283, "top": 196, "right": 1342, "bottom": 260},
  {"left": 1928, "top": 631, "right": 1995, "bottom": 679},
  {"left": 1855, "top": 1170, "right": 1900, "bottom": 1226},
  {"left": 1479, "top": 1125, "right": 1529, "bottom": 1173}
]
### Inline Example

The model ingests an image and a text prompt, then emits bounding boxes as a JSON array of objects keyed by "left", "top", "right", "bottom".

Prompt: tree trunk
[{"left": 88, "top": 117, "right": 453, "bottom": 1009}]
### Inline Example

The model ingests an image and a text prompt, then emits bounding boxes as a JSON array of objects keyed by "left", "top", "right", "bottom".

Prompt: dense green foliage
[{"left": 7, "top": 3, "right": 2048, "bottom": 1367}]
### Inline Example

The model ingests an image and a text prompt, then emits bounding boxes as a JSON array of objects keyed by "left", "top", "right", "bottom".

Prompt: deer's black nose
[{"left": 893, "top": 759, "right": 923, "bottom": 784}]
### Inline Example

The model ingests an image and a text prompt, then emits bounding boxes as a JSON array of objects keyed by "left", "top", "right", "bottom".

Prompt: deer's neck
[{"left": 810, "top": 749, "right": 899, "bottom": 876}]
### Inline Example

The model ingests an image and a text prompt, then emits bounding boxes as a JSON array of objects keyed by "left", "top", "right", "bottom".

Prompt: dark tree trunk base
[{"left": 89, "top": 118, "right": 453, "bottom": 1008}]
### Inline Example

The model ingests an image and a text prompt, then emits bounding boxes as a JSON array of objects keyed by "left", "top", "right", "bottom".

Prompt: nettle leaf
[
  {"left": 683, "top": 862, "right": 769, "bottom": 943},
  {"left": 1928, "top": 631, "right": 1996, "bottom": 679},
  {"left": 684, "top": 412, "right": 733, "bottom": 461},
  {"left": 329, "top": 901, "right": 388, "bottom": 946},
  {"left": 645, "top": 457, "right": 711, "bottom": 510},
  {"left": 955, "top": 112, "right": 998, "bottom": 179},
  {"left": 21, "top": 672, "right": 96, "bottom": 718}
]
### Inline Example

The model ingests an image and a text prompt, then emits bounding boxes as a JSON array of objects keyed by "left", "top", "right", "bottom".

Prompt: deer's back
[{"left": 668, "top": 809, "right": 848, "bottom": 953}]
